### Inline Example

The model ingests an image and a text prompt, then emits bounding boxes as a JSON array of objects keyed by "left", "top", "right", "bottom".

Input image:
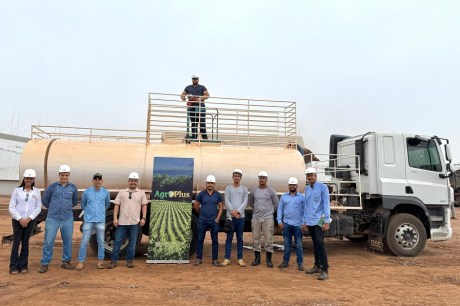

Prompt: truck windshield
[{"left": 407, "top": 138, "right": 442, "bottom": 172}]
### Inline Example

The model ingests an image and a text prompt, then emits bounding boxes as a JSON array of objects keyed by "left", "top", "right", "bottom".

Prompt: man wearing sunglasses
[
  {"left": 180, "top": 74, "right": 210, "bottom": 140},
  {"left": 107, "top": 172, "right": 148, "bottom": 269}
]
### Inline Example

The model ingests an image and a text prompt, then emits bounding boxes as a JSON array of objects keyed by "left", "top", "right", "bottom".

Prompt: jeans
[
  {"left": 225, "top": 217, "right": 245, "bottom": 260},
  {"left": 282, "top": 223, "right": 303, "bottom": 264},
  {"left": 10, "top": 219, "right": 34, "bottom": 271},
  {"left": 251, "top": 216, "right": 274, "bottom": 253},
  {"left": 41, "top": 217, "right": 74, "bottom": 265},
  {"left": 196, "top": 218, "right": 219, "bottom": 260},
  {"left": 111, "top": 224, "right": 139, "bottom": 261},
  {"left": 308, "top": 225, "right": 329, "bottom": 272},
  {"left": 188, "top": 104, "right": 207, "bottom": 139},
  {"left": 78, "top": 221, "right": 105, "bottom": 262}
]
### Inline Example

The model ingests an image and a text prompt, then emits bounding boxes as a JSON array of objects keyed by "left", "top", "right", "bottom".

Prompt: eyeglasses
[
  {"left": 192, "top": 78, "right": 198, "bottom": 80},
  {"left": 25, "top": 193, "right": 29, "bottom": 202},
  {"left": 129, "top": 192, "right": 132, "bottom": 200}
]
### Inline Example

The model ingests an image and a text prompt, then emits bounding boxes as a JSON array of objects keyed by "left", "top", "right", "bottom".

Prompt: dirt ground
[{"left": 0, "top": 196, "right": 458, "bottom": 306}]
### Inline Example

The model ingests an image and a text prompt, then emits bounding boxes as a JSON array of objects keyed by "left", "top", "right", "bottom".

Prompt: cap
[
  {"left": 288, "top": 177, "right": 298, "bottom": 184},
  {"left": 23, "top": 169, "right": 36, "bottom": 178},
  {"left": 305, "top": 167, "right": 317, "bottom": 174},
  {"left": 258, "top": 171, "right": 268, "bottom": 177},
  {"left": 128, "top": 172, "right": 140, "bottom": 179},
  {"left": 206, "top": 175, "right": 216, "bottom": 183},
  {"left": 93, "top": 173, "right": 103, "bottom": 179},
  {"left": 233, "top": 169, "right": 243, "bottom": 175},
  {"left": 59, "top": 164, "right": 71, "bottom": 173},
  {"left": 191, "top": 74, "right": 199, "bottom": 79}
]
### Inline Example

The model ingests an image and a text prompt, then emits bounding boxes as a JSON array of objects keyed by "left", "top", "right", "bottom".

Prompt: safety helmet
[
  {"left": 23, "top": 169, "right": 36, "bottom": 178},
  {"left": 128, "top": 172, "right": 140, "bottom": 180},
  {"left": 191, "top": 74, "right": 199, "bottom": 79},
  {"left": 288, "top": 177, "right": 298, "bottom": 184},
  {"left": 233, "top": 169, "right": 243, "bottom": 175},
  {"left": 305, "top": 167, "right": 317, "bottom": 174},
  {"left": 206, "top": 175, "right": 216, "bottom": 183},
  {"left": 258, "top": 171, "right": 268, "bottom": 177},
  {"left": 58, "top": 164, "right": 71, "bottom": 173}
]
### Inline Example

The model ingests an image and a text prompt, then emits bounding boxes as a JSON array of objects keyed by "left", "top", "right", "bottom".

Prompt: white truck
[
  {"left": 315, "top": 133, "right": 453, "bottom": 256},
  {"left": 16, "top": 93, "right": 454, "bottom": 257}
]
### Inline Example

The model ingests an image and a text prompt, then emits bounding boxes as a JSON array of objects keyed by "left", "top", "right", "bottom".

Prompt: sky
[{"left": 1, "top": 0, "right": 459, "bottom": 161}]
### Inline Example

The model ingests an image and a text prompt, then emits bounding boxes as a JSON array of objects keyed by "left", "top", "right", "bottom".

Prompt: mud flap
[{"left": 368, "top": 213, "right": 386, "bottom": 252}]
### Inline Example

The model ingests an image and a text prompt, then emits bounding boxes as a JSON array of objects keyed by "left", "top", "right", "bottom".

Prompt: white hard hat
[
  {"left": 258, "top": 171, "right": 268, "bottom": 177},
  {"left": 305, "top": 167, "right": 317, "bottom": 174},
  {"left": 233, "top": 169, "right": 243, "bottom": 175},
  {"left": 59, "top": 164, "right": 71, "bottom": 173},
  {"left": 128, "top": 172, "right": 140, "bottom": 179},
  {"left": 206, "top": 175, "right": 216, "bottom": 183},
  {"left": 191, "top": 74, "right": 199, "bottom": 79},
  {"left": 23, "top": 169, "right": 36, "bottom": 178},
  {"left": 288, "top": 177, "right": 298, "bottom": 184}
]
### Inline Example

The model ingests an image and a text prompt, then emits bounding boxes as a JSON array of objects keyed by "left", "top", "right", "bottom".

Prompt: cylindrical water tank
[{"left": 19, "top": 139, "right": 306, "bottom": 195}]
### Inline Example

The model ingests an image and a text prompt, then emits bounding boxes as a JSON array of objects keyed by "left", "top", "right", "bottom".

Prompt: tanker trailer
[{"left": 19, "top": 94, "right": 304, "bottom": 257}]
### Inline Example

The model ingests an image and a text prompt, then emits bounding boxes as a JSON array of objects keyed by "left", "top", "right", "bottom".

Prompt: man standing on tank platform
[{"left": 180, "top": 74, "right": 210, "bottom": 140}]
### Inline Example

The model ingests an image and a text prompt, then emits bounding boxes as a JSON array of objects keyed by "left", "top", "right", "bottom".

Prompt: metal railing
[
  {"left": 304, "top": 153, "right": 362, "bottom": 211},
  {"left": 30, "top": 93, "right": 298, "bottom": 150},
  {"left": 148, "top": 93, "right": 297, "bottom": 148}
]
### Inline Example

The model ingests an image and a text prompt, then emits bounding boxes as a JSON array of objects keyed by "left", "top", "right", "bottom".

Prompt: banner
[{"left": 147, "top": 157, "right": 194, "bottom": 263}]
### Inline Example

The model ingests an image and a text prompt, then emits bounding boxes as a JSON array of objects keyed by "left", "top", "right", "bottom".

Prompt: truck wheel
[
  {"left": 189, "top": 215, "right": 198, "bottom": 257},
  {"left": 345, "top": 234, "right": 368, "bottom": 242},
  {"left": 89, "top": 210, "right": 142, "bottom": 259},
  {"left": 386, "top": 213, "right": 427, "bottom": 257}
]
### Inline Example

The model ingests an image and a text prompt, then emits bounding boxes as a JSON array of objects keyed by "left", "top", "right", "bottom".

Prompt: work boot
[
  {"left": 221, "top": 259, "right": 231, "bottom": 267},
  {"left": 278, "top": 261, "right": 289, "bottom": 269},
  {"left": 61, "top": 261, "right": 74, "bottom": 270},
  {"left": 106, "top": 261, "right": 117, "bottom": 269},
  {"left": 298, "top": 264, "right": 305, "bottom": 271},
  {"left": 318, "top": 270, "right": 329, "bottom": 280},
  {"left": 38, "top": 265, "right": 48, "bottom": 273},
  {"left": 305, "top": 265, "right": 322, "bottom": 274},
  {"left": 126, "top": 260, "right": 134, "bottom": 268},
  {"left": 97, "top": 260, "right": 105, "bottom": 269},
  {"left": 251, "top": 251, "right": 261, "bottom": 266},
  {"left": 266, "top": 252, "right": 273, "bottom": 268},
  {"left": 237, "top": 259, "right": 246, "bottom": 267},
  {"left": 193, "top": 258, "right": 202, "bottom": 266},
  {"left": 75, "top": 262, "right": 84, "bottom": 271}
]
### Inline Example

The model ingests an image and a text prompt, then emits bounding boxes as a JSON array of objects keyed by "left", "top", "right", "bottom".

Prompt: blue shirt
[
  {"left": 196, "top": 190, "right": 223, "bottom": 220},
  {"left": 184, "top": 84, "right": 207, "bottom": 97},
  {"left": 42, "top": 182, "right": 78, "bottom": 220},
  {"left": 81, "top": 186, "right": 111, "bottom": 223},
  {"left": 303, "top": 181, "right": 330, "bottom": 226},
  {"left": 277, "top": 191, "right": 305, "bottom": 226}
]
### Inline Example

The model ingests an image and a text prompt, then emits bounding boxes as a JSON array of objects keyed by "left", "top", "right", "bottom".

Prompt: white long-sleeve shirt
[{"left": 9, "top": 187, "right": 42, "bottom": 221}]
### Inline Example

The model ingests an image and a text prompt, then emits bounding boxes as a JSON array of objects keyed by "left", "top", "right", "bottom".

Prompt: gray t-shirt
[
  {"left": 225, "top": 185, "right": 248, "bottom": 218},
  {"left": 249, "top": 186, "right": 279, "bottom": 218}
]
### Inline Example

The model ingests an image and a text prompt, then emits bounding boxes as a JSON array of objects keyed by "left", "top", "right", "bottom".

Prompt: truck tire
[
  {"left": 386, "top": 213, "right": 427, "bottom": 257},
  {"left": 89, "top": 210, "right": 142, "bottom": 259},
  {"left": 189, "top": 214, "right": 198, "bottom": 257},
  {"left": 345, "top": 234, "right": 368, "bottom": 242}
]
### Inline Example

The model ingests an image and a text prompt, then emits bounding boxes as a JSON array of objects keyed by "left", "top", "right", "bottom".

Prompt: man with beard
[{"left": 277, "top": 177, "right": 305, "bottom": 271}]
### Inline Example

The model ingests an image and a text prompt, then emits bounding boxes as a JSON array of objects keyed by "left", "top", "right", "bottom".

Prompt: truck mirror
[{"left": 446, "top": 144, "right": 453, "bottom": 162}]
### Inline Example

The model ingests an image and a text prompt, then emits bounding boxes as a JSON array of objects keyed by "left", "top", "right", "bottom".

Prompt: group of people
[
  {"left": 193, "top": 167, "right": 331, "bottom": 281},
  {"left": 8, "top": 163, "right": 330, "bottom": 281},
  {"left": 8, "top": 165, "right": 148, "bottom": 274}
]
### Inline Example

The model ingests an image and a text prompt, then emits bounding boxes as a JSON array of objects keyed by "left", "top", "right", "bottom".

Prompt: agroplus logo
[{"left": 154, "top": 190, "right": 190, "bottom": 200}]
